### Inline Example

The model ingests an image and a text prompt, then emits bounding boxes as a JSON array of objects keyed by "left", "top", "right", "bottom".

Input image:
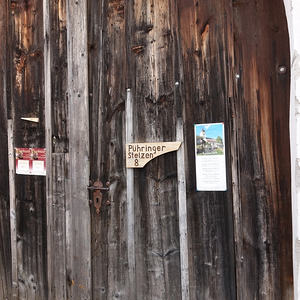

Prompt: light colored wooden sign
[
  {"left": 126, "top": 142, "right": 182, "bottom": 168},
  {"left": 21, "top": 117, "right": 39, "bottom": 123}
]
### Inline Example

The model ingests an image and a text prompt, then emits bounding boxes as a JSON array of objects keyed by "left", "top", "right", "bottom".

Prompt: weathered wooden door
[
  {"left": 88, "top": 2, "right": 183, "bottom": 299},
  {"left": 85, "top": 0, "right": 293, "bottom": 299},
  {"left": 0, "top": 0, "right": 293, "bottom": 299}
]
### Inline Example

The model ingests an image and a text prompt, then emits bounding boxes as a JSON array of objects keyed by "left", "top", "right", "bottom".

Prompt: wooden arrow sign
[{"left": 126, "top": 142, "right": 182, "bottom": 168}]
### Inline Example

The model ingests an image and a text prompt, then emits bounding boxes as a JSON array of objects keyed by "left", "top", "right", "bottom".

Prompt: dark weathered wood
[
  {"left": 9, "top": 0, "right": 47, "bottom": 299},
  {"left": 0, "top": 1, "right": 294, "bottom": 299},
  {"left": 178, "top": 0, "right": 236, "bottom": 299},
  {"left": 126, "top": 1, "right": 182, "bottom": 299},
  {"left": 66, "top": 0, "right": 91, "bottom": 298},
  {"left": 232, "top": 0, "right": 293, "bottom": 298},
  {"left": 50, "top": 0, "right": 68, "bottom": 155},
  {"left": 0, "top": 2, "right": 12, "bottom": 299},
  {"left": 0, "top": 131, "right": 11, "bottom": 300},
  {"left": 88, "top": 0, "right": 129, "bottom": 299}
]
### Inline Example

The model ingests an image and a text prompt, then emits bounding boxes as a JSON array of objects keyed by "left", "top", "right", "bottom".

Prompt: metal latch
[{"left": 87, "top": 180, "right": 110, "bottom": 214}]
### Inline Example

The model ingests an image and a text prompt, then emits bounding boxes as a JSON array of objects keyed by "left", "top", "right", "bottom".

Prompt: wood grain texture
[
  {"left": 126, "top": 1, "right": 182, "bottom": 299},
  {"left": 126, "top": 142, "right": 181, "bottom": 168},
  {"left": 44, "top": 0, "right": 68, "bottom": 298},
  {"left": 176, "top": 117, "right": 190, "bottom": 300},
  {"left": 66, "top": 0, "right": 91, "bottom": 298},
  {"left": 9, "top": 0, "right": 47, "bottom": 299},
  {"left": 50, "top": 0, "right": 68, "bottom": 154},
  {"left": 0, "top": 1, "right": 293, "bottom": 299},
  {"left": 8, "top": 120, "right": 18, "bottom": 299},
  {"left": 48, "top": 154, "right": 67, "bottom": 299},
  {"left": 0, "top": 2, "right": 12, "bottom": 299},
  {"left": 178, "top": 0, "right": 236, "bottom": 299},
  {"left": 126, "top": 88, "right": 136, "bottom": 300},
  {"left": 88, "top": 0, "right": 128, "bottom": 299},
  {"left": 43, "top": 1, "right": 52, "bottom": 298},
  {"left": 232, "top": 0, "right": 293, "bottom": 298}
]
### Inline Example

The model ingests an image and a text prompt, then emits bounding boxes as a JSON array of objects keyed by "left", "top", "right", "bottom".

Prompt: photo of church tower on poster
[{"left": 194, "top": 123, "right": 227, "bottom": 191}]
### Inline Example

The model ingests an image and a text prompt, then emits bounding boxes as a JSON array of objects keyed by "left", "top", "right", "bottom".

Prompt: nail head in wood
[{"left": 278, "top": 65, "right": 287, "bottom": 74}]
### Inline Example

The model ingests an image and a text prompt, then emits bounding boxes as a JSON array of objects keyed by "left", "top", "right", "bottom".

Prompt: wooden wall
[
  {"left": 1, "top": 0, "right": 47, "bottom": 299},
  {"left": 0, "top": 0, "right": 293, "bottom": 299}
]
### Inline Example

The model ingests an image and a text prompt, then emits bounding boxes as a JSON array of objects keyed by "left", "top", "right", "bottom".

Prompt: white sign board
[{"left": 194, "top": 123, "right": 227, "bottom": 191}]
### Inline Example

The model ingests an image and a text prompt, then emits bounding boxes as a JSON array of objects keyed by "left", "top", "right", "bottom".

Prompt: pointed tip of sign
[{"left": 21, "top": 117, "right": 39, "bottom": 123}]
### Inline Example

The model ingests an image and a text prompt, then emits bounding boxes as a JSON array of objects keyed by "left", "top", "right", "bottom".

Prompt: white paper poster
[{"left": 194, "top": 123, "right": 227, "bottom": 191}]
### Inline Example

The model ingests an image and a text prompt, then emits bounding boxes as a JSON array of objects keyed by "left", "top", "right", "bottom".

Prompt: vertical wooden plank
[
  {"left": 0, "top": 1, "right": 12, "bottom": 298},
  {"left": 50, "top": 154, "right": 67, "bottom": 299},
  {"left": 7, "top": 120, "right": 18, "bottom": 300},
  {"left": 126, "top": 88, "right": 136, "bottom": 300},
  {"left": 176, "top": 117, "right": 190, "bottom": 300},
  {"left": 88, "top": 0, "right": 128, "bottom": 299},
  {"left": 9, "top": 0, "right": 47, "bottom": 298},
  {"left": 126, "top": 1, "right": 181, "bottom": 299},
  {"left": 173, "top": 2, "right": 191, "bottom": 298},
  {"left": 43, "top": 0, "right": 53, "bottom": 298},
  {"left": 232, "top": 4, "right": 264, "bottom": 298},
  {"left": 49, "top": 5, "right": 68, "bottom": 296},
  {"left": 228, "top": 89, "right": 242, "bottom": 300},
  {"left": 88, "top": 0, "right": 107, "bottom": 298},
  {"left": 66, "top": 0, "right": 91, "bottom": 298},
  {"left": 50, "top": 0, "right": 68, "bottom": 155},
  {"left": 177, "top": 0, "right": 236, "bottom": 299},
  {"left": 44, "top": 0, "right": 68, "bottom": 298},
  {"left": 232, "top": 0, "right": 293, "bottom": 298}
]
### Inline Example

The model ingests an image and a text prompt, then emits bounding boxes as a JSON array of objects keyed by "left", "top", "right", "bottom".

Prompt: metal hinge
[{"left": 87, "top": 180, "right": 110, "bottom": 214}]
